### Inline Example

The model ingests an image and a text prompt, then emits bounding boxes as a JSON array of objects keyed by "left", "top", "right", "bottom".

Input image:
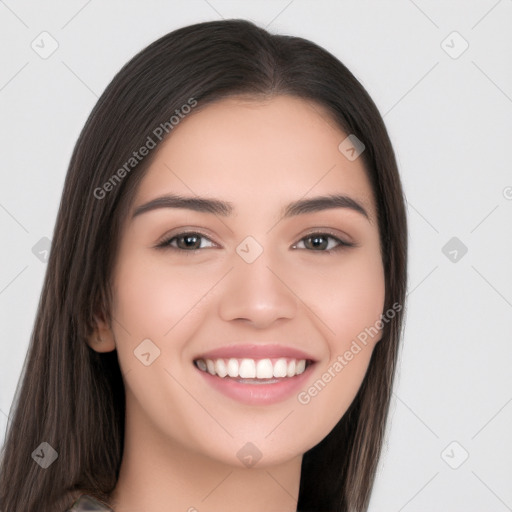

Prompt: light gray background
[{"left": 1, "top": 1, "right": 511, "bottom": 510}]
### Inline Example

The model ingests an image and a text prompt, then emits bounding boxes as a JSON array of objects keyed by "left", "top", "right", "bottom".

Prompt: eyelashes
[
  {"left": 156, "top": 232, "right": 216, "bottom": 252},
  {"left": 155, "top": 230, "right": 356, "bottom": 254}
]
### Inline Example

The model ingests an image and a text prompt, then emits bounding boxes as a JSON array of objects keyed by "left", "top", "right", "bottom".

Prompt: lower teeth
[{"left": 234, "top": 377, "right": 282, "bottom": 384}]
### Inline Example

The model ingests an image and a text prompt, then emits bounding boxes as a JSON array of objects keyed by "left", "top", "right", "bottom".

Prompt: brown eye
[
  {"left": 293, "top": 233, "right": 355, "bottom": 252},
  {"left": 156, "top": 232, "right": 215, "bottom": 251}
]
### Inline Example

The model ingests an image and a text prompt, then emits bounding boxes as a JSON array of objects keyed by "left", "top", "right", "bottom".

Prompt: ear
[{"left": 86, "top": 308, "right": 116, "bottom": 353}]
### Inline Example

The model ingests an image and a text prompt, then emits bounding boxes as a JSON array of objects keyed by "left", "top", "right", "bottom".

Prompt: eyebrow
[{"left": 131, "top": 193, "right": 370, "bottom": 220}]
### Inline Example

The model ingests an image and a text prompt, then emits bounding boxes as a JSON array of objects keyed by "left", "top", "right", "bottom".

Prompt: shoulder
[{"left": 66, "top": 494, "right": 114, "bottom": 511}]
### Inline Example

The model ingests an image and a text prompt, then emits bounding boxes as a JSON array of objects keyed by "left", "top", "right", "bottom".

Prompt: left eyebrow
[
  {"left": 131, "top": 193, "right": 370, "bottom": 221},
  {"left": 282, "top": 194, "right": 369, "bottom": 220}
]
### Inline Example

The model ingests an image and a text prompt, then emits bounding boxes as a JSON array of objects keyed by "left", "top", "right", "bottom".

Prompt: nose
[{"left": 217, "top": 247, "right": 298, "bottom": 329}]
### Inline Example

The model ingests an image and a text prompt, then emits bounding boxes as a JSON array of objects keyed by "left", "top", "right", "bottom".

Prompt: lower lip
[{"left": 195, "top": 363, "right": 316, "bottom": 405}]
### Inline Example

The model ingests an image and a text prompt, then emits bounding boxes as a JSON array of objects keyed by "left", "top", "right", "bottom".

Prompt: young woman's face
[{"left": 104, "top": 95, "right": 385, "bottom": 468}]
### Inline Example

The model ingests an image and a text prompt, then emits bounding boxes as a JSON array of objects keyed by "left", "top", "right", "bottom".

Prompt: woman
[{"left": 0, "top": 18, "right": 407, "bottom": 512}]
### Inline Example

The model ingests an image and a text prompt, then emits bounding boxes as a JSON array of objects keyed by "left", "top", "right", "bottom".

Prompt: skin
[{"left": 87, "top": 95, "right": 386, "bottom": 512}]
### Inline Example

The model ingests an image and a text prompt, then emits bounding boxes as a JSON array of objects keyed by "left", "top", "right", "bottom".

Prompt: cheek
[
  {"left": 293, "top": 246, "right": 386, "bottom": 350},
  {"left": 111, "top": 249, "right": 203, "bottom": 343},
  {"left": 108, "top": 252, "right": 220, "bottom": 453},
  {"left": 109, "top": 249, "right": 220, "bottom": 391},
  {"left": 290, "top": 248, "right": 385, "bottom": 441},
  {"left": 331, "top": 256, "right": 386, "bottom": 347}
]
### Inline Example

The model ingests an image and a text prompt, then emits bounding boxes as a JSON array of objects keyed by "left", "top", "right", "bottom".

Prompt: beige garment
[{"left": 66, "top": 494, "right": 114, "bottom": 511}]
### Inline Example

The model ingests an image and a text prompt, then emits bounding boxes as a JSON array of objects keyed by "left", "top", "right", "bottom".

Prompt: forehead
[{"left": 131, "top": 95, "right": 376, "bottom": 221}]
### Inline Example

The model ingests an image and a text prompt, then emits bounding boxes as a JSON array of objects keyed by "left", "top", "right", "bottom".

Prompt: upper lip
[{"left": 194, "top": 344, "right": 318, "bottom": 361}]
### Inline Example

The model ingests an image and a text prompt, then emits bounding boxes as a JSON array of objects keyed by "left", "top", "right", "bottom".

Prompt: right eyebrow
[{"left": 131, "top": 194, "right": 233, "bottom": 218}]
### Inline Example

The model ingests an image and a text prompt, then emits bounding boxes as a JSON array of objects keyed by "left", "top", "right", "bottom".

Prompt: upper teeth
[{"left": 195, "top": 358, "right": 307, "bottom": 379}]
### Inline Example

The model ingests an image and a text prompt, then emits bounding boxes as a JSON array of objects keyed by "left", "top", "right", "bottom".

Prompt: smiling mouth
[{"left": 194, "top": 357, "right": 314, "bottom": 383}]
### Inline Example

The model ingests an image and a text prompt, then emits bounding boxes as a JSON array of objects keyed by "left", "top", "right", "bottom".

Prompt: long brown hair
[{"left": 0, "top": 19, "right": 407, "bottom": 512}]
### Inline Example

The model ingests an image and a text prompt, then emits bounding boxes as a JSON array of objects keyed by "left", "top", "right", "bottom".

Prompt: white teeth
[
  {"left": 196, "top": 357, "right": 309, "bottom": 379},
  {"left": 215, "top": 359, "right": 228, "bottom": 378},
  {"left": 239, "top": 358, "right": 256, "bottom": 378},
  {"left": 256, "top": 359, "right": 274, "bottom": 379},
  {"left": 226, "top": 358, "right": 239, "bottom": 377},
  {"left": 286, "top": 359, "right": 296, "bottom": 377},
  {"left": 273, "top": 358, "right": 288, "bottom": 378},
  {"left": 206, "top": 359, "right": 216, "bottom": 375}
]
